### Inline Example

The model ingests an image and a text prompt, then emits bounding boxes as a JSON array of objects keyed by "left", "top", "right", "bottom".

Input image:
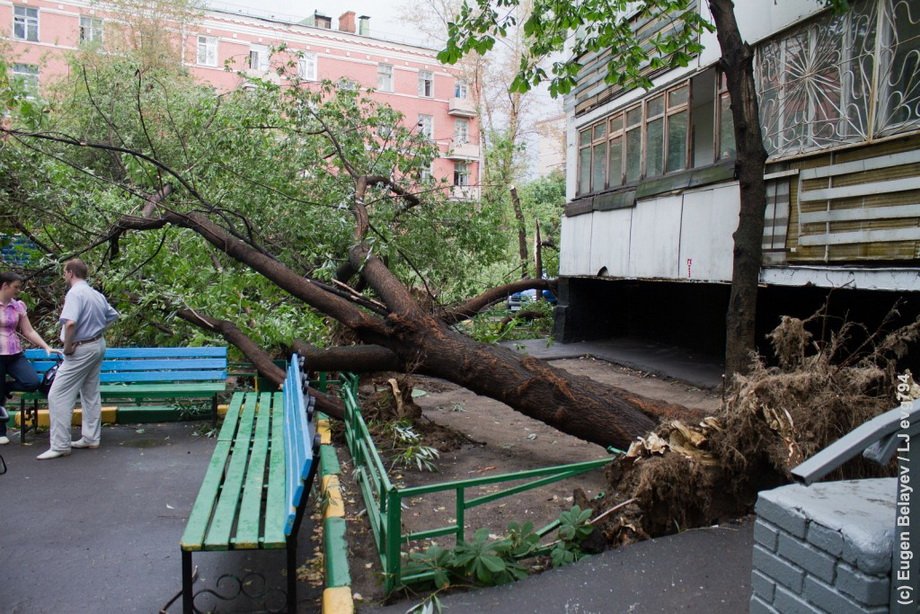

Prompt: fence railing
[{"left": 327, "top": 371, "right": 617, "bottom": 593}]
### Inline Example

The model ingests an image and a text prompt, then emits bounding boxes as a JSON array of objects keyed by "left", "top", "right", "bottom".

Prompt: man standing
[{"left": 37, "top": 259, "right": 118, "bottom": 460}]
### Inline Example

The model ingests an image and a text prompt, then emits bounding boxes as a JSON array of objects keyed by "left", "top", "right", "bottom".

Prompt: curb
[{"left": 317, "top": 414, "right": 355, "bottom": 614}]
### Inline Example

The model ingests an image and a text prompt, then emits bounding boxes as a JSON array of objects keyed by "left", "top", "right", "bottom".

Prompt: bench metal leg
[
  {"left": 211, "top": 395, "right": 218, "bottom": 426},
  {"left": 182, "top": 550, "right": 194, "bottom": 614},
  {"left": 287, "top": 540, "right": 297, "bottom": 613}
]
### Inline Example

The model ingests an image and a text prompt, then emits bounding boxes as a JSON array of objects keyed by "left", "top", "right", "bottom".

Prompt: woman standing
[{"left": 0, "top": 272, "right": 55, "bottom": 445}]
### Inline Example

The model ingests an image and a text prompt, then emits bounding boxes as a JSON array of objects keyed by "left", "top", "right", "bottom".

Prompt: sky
[{"left": 208, "top": 0, "right": 436, "bottom": 47}]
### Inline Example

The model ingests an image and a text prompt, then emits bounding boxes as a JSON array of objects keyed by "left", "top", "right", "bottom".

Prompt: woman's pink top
[{"left": 0, "top": 299, "right": 26, "bottom": 355}]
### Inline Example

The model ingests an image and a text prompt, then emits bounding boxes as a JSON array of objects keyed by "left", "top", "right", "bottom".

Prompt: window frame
[
  {"left": 11, "top": 63, "right": 39, "bottom": 96},
  {"left": 196, "top": 35, "right": 218, "bottom": 67},
  {"left": 418, "top": 70, "right": 434, "bottom": 97},
  {"left": 454, "top": 161, "right": 470, "bottom": 186},
  {"left": 377, "top": 63, "right": 393, "bottom": 92},
  {"left": 418, "top": 114, "right": 434, "bottom": 140},
  {"left": 454, "top": 118, "right": 469, "bottom": 145},
  {"left": 298, "top": 53, "right": 317, "bottom": 80},
  {"left": 577, "top": 79, "right": 697, "bottom": 196},
  {"left": 455, "top": 81, "right": 468, "bottom": 98},
  {"left": 248, "top": 44, "right": 269, "bottom": 72},
  {"left": 13, "top": 5, "right": 39, "bottom": 42},
  {"left": 79, "top": 15, "right": 103, "bottom": 45}
]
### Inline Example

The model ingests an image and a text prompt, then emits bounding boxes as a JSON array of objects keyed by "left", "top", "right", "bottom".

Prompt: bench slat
[
  {"left": 216, "top": 394, "right": 245, "bottom": 442},
  {"left": 99, "top": 370, "right": 228, "bottom": 383},
  {"left": 99, "top": 359, "right": 228, "bottom": 372},
  {"left": 99, "top": 383, "right": 226, "bottom": 396},
  {"left": 180, "top": 441, "right": 232, "bottom": 552},
  {"left": 264, "top": 391, "right": 288, "bottom": 546},
  {"left": 95, "top": 347, "right": 228, "bottom": 358},
  {"left": 204, "top": 394, "right": 259, "bottom": 550},
  {"left": 236, "top": 393, "right": 277, "bottom": 549}
]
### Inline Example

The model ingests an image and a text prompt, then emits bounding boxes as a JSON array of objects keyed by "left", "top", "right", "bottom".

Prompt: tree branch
[{"left": 441, "top": 277, "right": 555, "bottom": 323}]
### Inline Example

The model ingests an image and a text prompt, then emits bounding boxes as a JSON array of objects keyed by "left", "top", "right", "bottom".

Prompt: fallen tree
[{"left": 1, "top": 60, "right": 697, "bottom": 450}]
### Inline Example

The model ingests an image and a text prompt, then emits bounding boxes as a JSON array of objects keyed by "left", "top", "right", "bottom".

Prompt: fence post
[{"left": 385, "top": 488, "right": 402, "bottom": 594}]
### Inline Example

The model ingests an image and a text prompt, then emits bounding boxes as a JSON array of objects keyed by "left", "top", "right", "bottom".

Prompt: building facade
[
  {"left": 557, "top": 0, "right": 920, "bottom": 356},
  {"left": 1, "top": 1, "right": 480, "bottom": 198}
]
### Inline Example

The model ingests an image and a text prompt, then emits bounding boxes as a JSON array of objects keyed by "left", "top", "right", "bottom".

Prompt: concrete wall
[{"left": 752, "top": 479, "right": 895, "bottom": 613}]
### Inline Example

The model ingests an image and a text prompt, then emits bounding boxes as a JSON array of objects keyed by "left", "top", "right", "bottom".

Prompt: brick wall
[{"left": 751, "top": 479, "right": 895, "bottom": 613}]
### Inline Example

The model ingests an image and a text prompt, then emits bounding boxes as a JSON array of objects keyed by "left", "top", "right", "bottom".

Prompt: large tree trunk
[
  {"left": 709, "top": 0, "right": 770, "bottom": 378},
  {"left": 117, "top": 208, "right": 697, "bottom": 450}
]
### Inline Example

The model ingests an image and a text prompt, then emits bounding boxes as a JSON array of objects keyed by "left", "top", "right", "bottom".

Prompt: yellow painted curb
[
  {"left": 15, "top": 407, "right": 118, "bottom": 427},
  {"left": 322, "top": 474, "right": 346, "bottom": 518},
  {"left": 318, "top": 419, "right": 332, "bottom": 445},
  {"left": 322, "top": 586, "right": 354, "bottom": 614}
]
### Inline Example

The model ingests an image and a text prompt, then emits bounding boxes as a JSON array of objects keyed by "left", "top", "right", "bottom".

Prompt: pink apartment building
[{"left": 2, "top": 2, "right": 480, "bottom": 198}]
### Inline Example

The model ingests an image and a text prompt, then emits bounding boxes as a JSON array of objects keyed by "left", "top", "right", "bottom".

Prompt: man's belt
[{"left": 73, "top": 333, "right": 104, "bottom": 347}]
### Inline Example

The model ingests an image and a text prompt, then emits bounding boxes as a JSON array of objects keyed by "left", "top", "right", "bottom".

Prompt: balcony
[
  {"left": 450, "top": 185, "right": 480, "bottom": 200},
  {"left": 448, "top": 96, "right": 476, "bottom": 117},
  {"left": 445, "top": 141, "right": 480, "bottom": 161}
]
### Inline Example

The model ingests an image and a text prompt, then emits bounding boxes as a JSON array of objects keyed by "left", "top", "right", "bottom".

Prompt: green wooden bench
[
  {"left": 18, "top": 347, "right": 228, "bottom": 442},
  {"left": 179, "top": 354, "right": 318, "bottom": 613}
]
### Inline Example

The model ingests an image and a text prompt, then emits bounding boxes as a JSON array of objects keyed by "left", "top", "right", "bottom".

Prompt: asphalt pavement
[
  {"left": 0, "top": 422, "right": 320, "bottom": 613},
  {"left": 0, "top": 338, "right": 746, "bottom": 614}
]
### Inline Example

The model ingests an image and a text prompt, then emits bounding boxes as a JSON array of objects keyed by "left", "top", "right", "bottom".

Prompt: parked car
[{"left": 507, "top": 289, "right": 557, "bottom": 312}]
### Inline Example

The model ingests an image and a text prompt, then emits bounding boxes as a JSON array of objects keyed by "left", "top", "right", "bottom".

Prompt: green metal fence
[{"left": 329, "top": 372, "right": 618, "bottom": 593}]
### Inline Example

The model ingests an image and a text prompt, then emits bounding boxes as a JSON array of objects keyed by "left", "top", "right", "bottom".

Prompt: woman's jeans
[{"left": 0, "top": 353, "right": 40, "bottom": 436}]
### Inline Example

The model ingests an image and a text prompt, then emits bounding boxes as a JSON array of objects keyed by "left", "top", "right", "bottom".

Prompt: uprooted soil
[{"left": 331, "top": 357, "right": 722, "bottom": 608}]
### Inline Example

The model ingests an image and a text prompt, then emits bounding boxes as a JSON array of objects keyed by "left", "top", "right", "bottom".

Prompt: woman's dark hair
[{"left": 0, "top": 271, "right": 24, "bottom": 288}]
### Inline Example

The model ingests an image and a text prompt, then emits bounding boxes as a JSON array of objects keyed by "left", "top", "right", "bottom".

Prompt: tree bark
[
  {"left": 118, "top": 209, "right": 695, "bottom": 450},
  {"left": 510, "top": 186, "right": 529, "bottom": 277},
  {"left": 709, "top": 0, "right": 769, "bottom": 378}
]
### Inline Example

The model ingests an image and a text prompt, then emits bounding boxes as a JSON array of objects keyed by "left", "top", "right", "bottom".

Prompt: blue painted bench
[
  {"left": 179, "top": 354, "right": 318, "bottom": 613},
  {"left": 18, "top": 347, "right": 228, "bottom": 442}
]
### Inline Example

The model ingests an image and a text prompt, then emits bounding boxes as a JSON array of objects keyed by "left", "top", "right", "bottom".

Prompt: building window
[
  {"left": 455, "top": 81, "right": 468, "bottom": 98},
  {"left": 79, "top": 16, "right": 103, "bottom": 45},
  {"left": 418, "top": 114, "right": 433, "bottom": 139},
  {"left": 13, "top": 6, "right": 38, "bottom": 42},
  {"left": 249, "top": 45, "right": 269, "bottom": 72},
  {"left": 418, "top": 70, "right": 434, "bottom": 97},
  {"left": 377, "top": 63, "right": 393, "bottom": 92},
  {"left": 579, "top": 80, "right": 695, "bottom": 194},
  {"left": 298, "top": 53, "right": 317, "bottom": 80},
  {"left": 454, "top": 161, "right": 469, "bottom": 186},
  {"left": 454, "top": 118, "right": 469, "bottom": 145},
  {"left": 337, "top": 78, "right": 356, "bottom": 91},
  {"left": 419, "top": 164, "right": 433, "bottom": 184},
  {"left": 11, "top": 64, "right": 39, "bottom": 95},
  {"left": 197, "top": 36, "right": 217, "bottom": 67},
  {"left": 756, "top": 0, "right": 920, "bottom": 156},
  {"left": 716, "top": 73, "right": 735, "bottom": 160}
]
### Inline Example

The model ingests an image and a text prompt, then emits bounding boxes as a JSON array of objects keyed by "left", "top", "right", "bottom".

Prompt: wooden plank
[
  {"left": 263, "top": 391, "right": 288, "bottom": 547},
  {"left": 98, "top": 359, "right": 228, "bottom": 371},
  {"left": 180, "top": 441, "right": 232, "bottom": 551},
  {"left": 99, "top": 370, "right": 227, "bottom": 383},
  {"left": 204, "top": 394, "right": 258, "bottom": 550},
  {"left": 103, "top": 347, "right": 227, "bottom": 358},
  {"left": 799, "top": 149, "right": 920, "bottom": 180},
  {"left": 217, "top": 394, "right": 247, "bottom": 442},
  {"left": 798, "top": 227, "right": 920, "bottom": 246},
  {"left": 235, "top": 392, "right": 274, "bottom": 548},
  {"left": 798, "top": 204, "right": 920, "bottom": 224},
  {"left": 99, "top": 383, "right": 226, "bottom": 398},
  {"left": 799, "top": 176, "right": 920, "bottom": 201}
]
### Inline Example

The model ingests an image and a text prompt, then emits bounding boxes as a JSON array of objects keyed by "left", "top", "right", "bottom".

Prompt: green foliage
[
  {"left": 0, "top": 42, "right": 514, "bottom": 352},
  {"left": 403, "top": 506, "right": 596, "bottom": 593},
  {"left": 441, "top": 0, "right": 714, "bottom": 97},
  {"left": 383, "top": 420, "right": 440, "bottom": 472},
  {"left": 550, "top": 505, "right": 595, "bottom": 567}
]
